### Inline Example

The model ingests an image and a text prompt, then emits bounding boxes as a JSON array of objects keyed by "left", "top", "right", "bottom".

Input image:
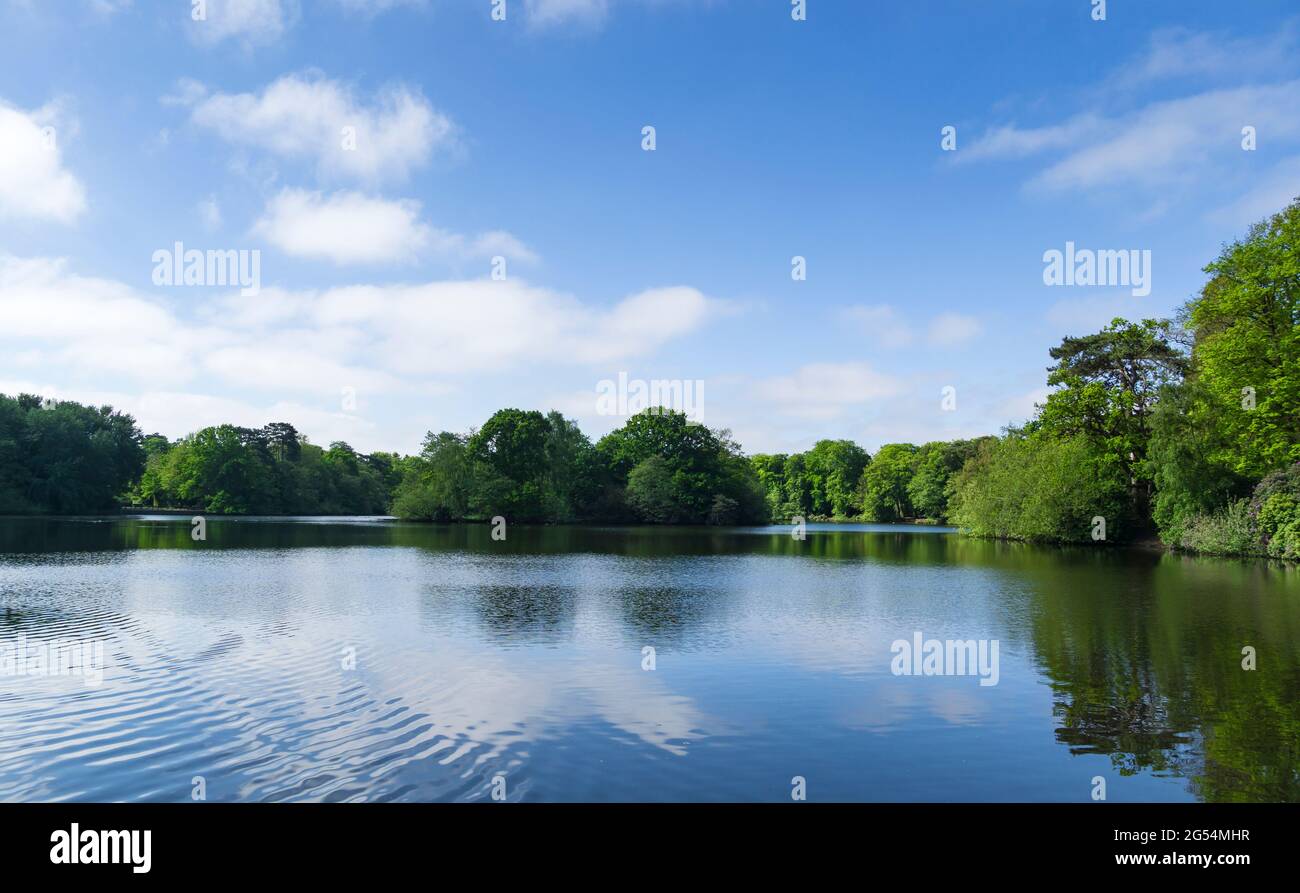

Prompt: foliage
[
  {"left": 1183, "top": 198, "right": 1300, "bottom": 479},
  {"left": 128, "top": 421, "right": 390, "bottom": 515},
  {"left": 1174, "top": 499, "right": 1257, "bottom": 557},
  {"left": 0, "top": 393, "right": 144, "bottom": 514},
  {"left": 467, "top": 409, "right": 552, "bottom": 521},
  {"left": 750, "top": 440, "right": 870, "bottom": 521},
  {"left": 597, "top": 410, "right": 766, "bottom": 525},
  {"left": 11, "top": 195, "right": 1300, "bottom": 548},
  {"left": 857, "top": 443, "right": 919, "bottom": 521},
  {"left": 906, "top": 438, "right": 993, "bottom": 522},
  {"left": 948, "top": 433, "right": 1131, "bottom": 543},
  {"left": 1147, "top": 380, "right": 1250, "bottom": 543}
]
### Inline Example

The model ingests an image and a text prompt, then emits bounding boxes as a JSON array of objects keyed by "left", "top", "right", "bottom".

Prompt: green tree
[
  {"left": 391, "top": 432, "right": 472, "bottom": 521},
  {"left": 948, "top": 432, "right": 1131, "bottom": 542},
  {"left": 805, "top": 439, "right": 870, "bottom": 518},
  {"left": 1035, "top": 318, "right": 1188, "bottom": 507},
  {"left": 625, "top": 456, "right": 689, "bottom": 523},
  {"left": 906, "top": 438, "right": 992, "bottom": 522},
  {"left": 468, "top": 409, "right": 551, "bottom": 521},
  {"left": 1183, "top": 197, "right": 1300, "bottom": 479},
  {"left": 0, "top": 394, "right": 145, "bottom": 514},
  {"left": 1146, "top": 380, "right": 1250, "bottom": 542},
  {"left": 858, "top": 443, "right": 919, "bottom": 521}
]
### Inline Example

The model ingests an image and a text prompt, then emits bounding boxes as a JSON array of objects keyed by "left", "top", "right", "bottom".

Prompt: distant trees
[
  {"left": 0, "top": 394, "right": 144, "bottom": 514},
  {"left": 391, "top": 432, "right": 472, "bottom": 522},
  {"left": 393, "top": 408, "right": 768, "bottom": 525},
  {"left": 907, "top": 438, "right": 993, "bottom": 523},
  {"left": 128, "top": 421, "right": 391, "bottom": 514},
  {"left": 750, "top": 439, "right": 870, "bottom": 520},
  {"left": 9, "top": 195, "right": 1296, "bottom": 550},
  {"left": 856, "top": 443, "right": 920, "bottom": 522},
  {"left": 750, "top": 437, "right": 987, "bottom": 524}
]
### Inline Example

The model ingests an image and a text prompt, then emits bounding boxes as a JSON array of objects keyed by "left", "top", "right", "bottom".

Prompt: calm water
[{"left": 1, "top": 516, "right": 1297, "bottom": 803}]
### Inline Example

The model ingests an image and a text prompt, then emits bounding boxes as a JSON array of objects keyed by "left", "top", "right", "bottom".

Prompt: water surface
[{"left": 1, "top": 516, "right": 1296, "bottom": 802}]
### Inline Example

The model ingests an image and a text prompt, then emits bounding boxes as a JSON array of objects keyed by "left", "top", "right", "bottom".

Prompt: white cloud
[
  {"left": 183, "top": 73, "right": 454, "bottom": 183},
  {"left": 0, "top": 101, "right": 86, "bottom": 224},
  {"left": 448, "top": 230, "right": 539, "bottom": 263},
  {"left": 927, "top": 313, "right": 982, "bottom": 347},
  {"left": 253, "top": 189, "right": 430, "bottom": 264},
  {"left": 526, "top": 0, "right": 609, "bottom": 28},
  {"left": 0, "top": 256, "right": 176, "bottom": 343},
  {"left": 843, "top": 305, "right": 982, "bottom": 350},
  {"left": 958, "top": 114, "right": 1106, "bottom": 164},
  {"left": 252, "top": 189, "right": 537, "bottom": 266},
  {"left": 332, "top": 0, "right": 422, "bottom": 13},
  {"left": 187, "top": 0, "right": 297, "bottom": 48},
  {"left": 842, "top": 304, "right": 913, "bottom": 348},
  {"left": 0, "top": 256, "right": 199, "bottom": 382},
  {"left": 963, "top": 79, "right": 1300, "bottom": 197},
  {"left": 198, "top": 195, "right": 223, "bottom": 230},
  {"left": 1113, "top": 23, "right": 1300, "bottom": 89},
  {"left": 308, "top": 281, "right": 717, "bottom": 374},
  {"left": 0, "top": 255, "right": 718, "bottom": 412},
  {"left": 755, "top": 362, "right": 903, "bottom": 421}
]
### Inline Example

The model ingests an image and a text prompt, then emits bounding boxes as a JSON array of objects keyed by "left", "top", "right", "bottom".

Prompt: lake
[{"left": 0, "top": 516, "right": 1296, "bottom": 802}]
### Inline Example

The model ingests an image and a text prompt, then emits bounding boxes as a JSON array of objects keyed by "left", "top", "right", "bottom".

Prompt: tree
[
  {"left": 906, "top": 438, "right": 992, "bottom": 522},
  {"left": 805, "top": 439, "right": 870, "bottom": 518},
  {"left": 541, "top": 411, "right": 599, "bottom": 522},
  {"left": 1182, "top": 197, "right": 1300, "bottom": 479},
  {"left": 1146, "top": 381, "right": 1250, "bottom": 542},
  {"left": 168, "top": 425, "right": 274, "bottom": 514},
  {"left": 262, "top": 422, "right": 302, "bottom": 463},
  {"left": 468, "top": 409, "right": 551, "bottom": 521},
  {"left": 1037, "top": 318, "right": 1187, "bottom": 479},
  {"left": 391, "top": 432, "right": 472, "bottom": 521},
  {"left": 625, "top": 456, "right": 688, "bottom": 523},
  {"left": 596, "top": 409, "right": 766, "bottom": 525},
  {"left": 858, "top": 443, "right": 919, "bottom": 521},
  {"left": 0, "top": 394, "right": 144, "bottom": 514},
  {"left": 948, "top": 432, "right": 1131, "bottom": 543}
]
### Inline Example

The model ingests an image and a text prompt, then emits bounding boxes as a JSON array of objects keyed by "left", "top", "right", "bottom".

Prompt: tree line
[
  {"left": 2, "top": 199, "right": 1296, "bottom": 557},
  {"left": 948, "top": 198, "right": 1300, "bottom": 558}
]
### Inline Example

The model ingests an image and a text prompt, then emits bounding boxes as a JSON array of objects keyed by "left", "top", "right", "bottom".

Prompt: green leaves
[
  {"left": 1186, "top": 198, "right": 1300, "bottom": 479},
  {"left": 0, "top": 393, "right": 144, "bottom": 514},
  {"left": 858, "top": 443, "right": 919, "bottom": 522},
  {"left": 948, "top": 433, "right": 1131, "bottom": 543}
]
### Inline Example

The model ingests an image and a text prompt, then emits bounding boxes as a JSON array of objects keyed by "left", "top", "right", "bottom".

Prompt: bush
[
  {"left": 1255, "top": 493, "right": 1300, "bottom": 560},
  {"left": 1170, "top": 462, "right": 1300, "bottom": 559},
  {"left": 948, "top": 433, "right": 1132, "bottom": 543},
  {"left": 1175, "top": 499, "right": 1258, "bottom": 556}
]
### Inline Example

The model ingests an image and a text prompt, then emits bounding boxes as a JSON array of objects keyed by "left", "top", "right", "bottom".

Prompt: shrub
[
  {"left": 1176, "top": 499, "right": 1258, "bottom": 556},
  {"left": 948, "top": 433, "right": 1132, "bottom": 543}
]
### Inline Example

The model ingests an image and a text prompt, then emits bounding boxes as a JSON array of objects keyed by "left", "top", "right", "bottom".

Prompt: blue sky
[{"left": 2, "top": 0, "right": 1298, "bottom": 455}]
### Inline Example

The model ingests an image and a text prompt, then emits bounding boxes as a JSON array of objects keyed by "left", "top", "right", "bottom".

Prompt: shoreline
[{"left": 1, "top": 511, "right": 1290, "bottom": 564}]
